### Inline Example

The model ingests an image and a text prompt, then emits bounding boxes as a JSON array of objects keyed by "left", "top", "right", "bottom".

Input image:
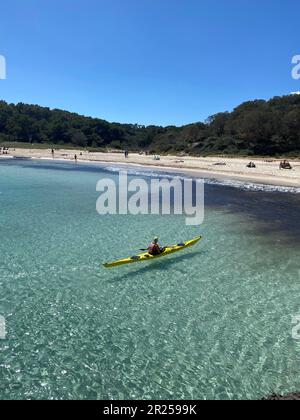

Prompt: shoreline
[{"left": 1, "top": 148, "right": 300, "bottom": 189}]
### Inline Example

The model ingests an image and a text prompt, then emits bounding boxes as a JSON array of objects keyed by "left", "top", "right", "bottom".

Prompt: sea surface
[{"left": 0, "top": 158, "right": 300, "bottom": 400}]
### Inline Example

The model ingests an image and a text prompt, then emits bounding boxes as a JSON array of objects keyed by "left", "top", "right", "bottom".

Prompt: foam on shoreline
[{"left": 101, "top": 164, "right": 300, "bottom": 194}]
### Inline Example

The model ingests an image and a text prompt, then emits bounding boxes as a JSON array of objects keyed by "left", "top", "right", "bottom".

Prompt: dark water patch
[{"left": 204, "top": 184, "right": 300, "bottom": 244}]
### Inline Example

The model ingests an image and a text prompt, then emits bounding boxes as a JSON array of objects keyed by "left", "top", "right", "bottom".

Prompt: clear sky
[{"left": 0, "top": 0, "right": 299, "bottom": 126}]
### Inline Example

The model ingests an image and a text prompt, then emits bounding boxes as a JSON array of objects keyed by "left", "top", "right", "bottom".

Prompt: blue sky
[{"left": 0, "top": 0, "right": 299, "bottom": 126}]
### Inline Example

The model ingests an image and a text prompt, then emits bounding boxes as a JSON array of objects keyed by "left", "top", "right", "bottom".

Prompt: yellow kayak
[{"left": 103, "top": 236, "right": 202, "bottom": 268}]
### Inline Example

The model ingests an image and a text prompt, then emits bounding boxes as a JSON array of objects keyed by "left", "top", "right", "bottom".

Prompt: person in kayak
[{"left": 148, "top": 237, "right": 164, "bottom": 256}]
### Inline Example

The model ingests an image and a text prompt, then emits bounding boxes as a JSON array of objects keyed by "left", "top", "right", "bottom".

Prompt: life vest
[{"left": 148, "top": 243, "right": 161, "bottom": 255}]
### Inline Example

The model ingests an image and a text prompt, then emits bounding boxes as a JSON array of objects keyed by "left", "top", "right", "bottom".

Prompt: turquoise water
[{"left": 1, "top": 159, "right": 300, "bottom": 400}]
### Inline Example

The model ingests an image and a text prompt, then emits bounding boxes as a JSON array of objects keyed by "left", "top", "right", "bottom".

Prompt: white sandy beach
[{"left": 2, "top": 148, "right": 300, "bottom": 188}]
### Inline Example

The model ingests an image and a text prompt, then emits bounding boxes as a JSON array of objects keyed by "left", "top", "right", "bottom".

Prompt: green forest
[{"left": 0, "top": 94, "right": 300, "bottom": 156}]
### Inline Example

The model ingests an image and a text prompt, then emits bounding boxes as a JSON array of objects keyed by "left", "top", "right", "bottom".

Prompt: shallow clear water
[{"left": 0, "top": 159, "right": 300, "bottom": 400}]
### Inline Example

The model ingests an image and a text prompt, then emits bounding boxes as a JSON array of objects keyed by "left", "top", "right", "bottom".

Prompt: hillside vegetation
[{"left": 0, "top": 95, "right": 300, "bottom": 156}]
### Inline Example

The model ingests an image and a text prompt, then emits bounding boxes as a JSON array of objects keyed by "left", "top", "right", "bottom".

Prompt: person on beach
[
  {"left": 148, "top": 237, "right": 165, "bottom": 256},
  {"left": 280, "top": 160, "right": 292, "bottom": 170},
  {"left": 74, "top": 154, "right": 77, "bottom": 162},
  {"left": 51, "top": 149, "right": 54, "bottom": 158}
]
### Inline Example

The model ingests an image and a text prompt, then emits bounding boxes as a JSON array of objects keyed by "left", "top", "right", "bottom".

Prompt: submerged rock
[{"left": 264, "top": 393, "right": 300, "bottom": 401}]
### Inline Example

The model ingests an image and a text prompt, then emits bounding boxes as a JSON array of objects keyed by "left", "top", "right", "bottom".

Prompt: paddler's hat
[{"left": 153, "top": 237, "right": 159, "bottom": 243}]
